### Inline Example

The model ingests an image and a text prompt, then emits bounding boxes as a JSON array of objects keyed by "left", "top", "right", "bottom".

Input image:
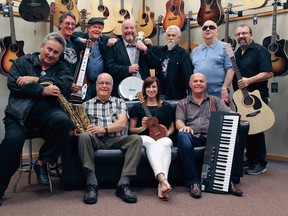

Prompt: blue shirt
[{"left": 191, "top": 40, "right": 233, "bottom": 97}]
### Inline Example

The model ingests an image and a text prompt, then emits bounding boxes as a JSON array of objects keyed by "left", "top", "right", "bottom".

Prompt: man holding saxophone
[{"left": 0, "top": 32, "right": 73, "bottom": 206}]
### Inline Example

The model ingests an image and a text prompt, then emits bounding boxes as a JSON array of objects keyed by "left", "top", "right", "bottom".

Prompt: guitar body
[
  {"left": 233, "top": 89, "right": 275, "bottom": 135},
  {"left": 146, "top": 117, "right": 167, "bottom": 141},
  {"left": 90, "top": 0, "right": 116, "bottom": 33},
  {"left": 197, "top": 0, "right": 224, "bottom": 26},
  {"left": 19, "top": 0, "right": 50, "bottom": 22},
  {"left": 263, "top": 36, "right": 288, "bottom": 76},
  {"left": 137, "top": 6, "right": 157, "bottom": 38},
  {"left": 242, "top": 0, "right": 268, "bottom": 9},
  {"left": 113, "top": 2, "right": 134, "bottom": 36},
  {"left": 163, "top": 0, "right": 186, "bottom": 31},
  {"left": 54, "top": 0, "right": 81, "bottom": 27}
]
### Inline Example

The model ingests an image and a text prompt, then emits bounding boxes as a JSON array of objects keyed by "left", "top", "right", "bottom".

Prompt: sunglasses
[{"left": 202, "top": 25, "right": 217, "bottom": 31}]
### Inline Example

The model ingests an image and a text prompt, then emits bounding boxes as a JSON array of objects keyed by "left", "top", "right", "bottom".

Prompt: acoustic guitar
[
  {"left": 163, "top": 0, "right": 186, "bottom": 31},
  {"left": 0, "top": 0, "right": 25, "bottom": 76},
  {"left": 80, "top": 9, "right": 87, "bottom": 33},
  {"left": 113, "top": 0, "right": 134, "bottom": 36},
  {"left": 49, "top": 2, "right": 56, "bottom": 33},
  {"left": 221, "top": 3, "right": 236, "bottom": 50},
  {"left": 137, "top": 0, "right": 157, "bottom": 38},
  {"left": 242, "top": 0, "right": 268, "bottom": 9},
  {"left": 225, "top": 44, "right": 275, "bottom": 135},
  {"left": 136, "top": 92, "right": 167, "bottom": 141},
  {"left": 90, "top": 0, "right": 116, "bottom": 33},
  {"left": 182, "top": 11, "right": 198, "bottom": 55},
  {"left": 19, "top": 0, "right": 50, "bottom": 22},
  {"left": 197, "top": 0, "right": 224, "bottom": 27},
  {"left": 53, "top": 0, "right": 81, "bottom": 27},
  {"left": 262, "top": 0, "right": 288, "bottom": 76}
]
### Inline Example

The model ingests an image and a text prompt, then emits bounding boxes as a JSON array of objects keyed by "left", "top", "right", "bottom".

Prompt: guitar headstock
[
  {"left": 226, "top": 3, "right": 233, "bottom": 14},
  {"left": 136, "top": 92, "right": 145, "bottom": 103},
  {"left": 50, "top": 2, "right": 56, "bottom": 15},
  {"left": 225, "top": 43, "right": 235, "bottom": 58},
  {"left": 157, "top": 15, "right": 163, "bottom": 25},
  {"left": 136, "top": 31, "right": 145, "bottom": 41},
  {"left": 187, "top": 11, "right": 193, "bottom": 20},
  {"left": 80, "top": 9, "right": 87, "bottom": 20}
]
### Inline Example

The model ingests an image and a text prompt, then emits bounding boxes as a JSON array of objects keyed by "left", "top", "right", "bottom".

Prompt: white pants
[{"left": 141, "top": 135, "right": 172, "bottom": 179}]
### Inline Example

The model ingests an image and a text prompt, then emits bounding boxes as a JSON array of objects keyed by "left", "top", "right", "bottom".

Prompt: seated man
[
  {"left": 176, "top": 73, "right": 243, "bottom": 199},
  {"left": 0, "top": 32, "right": 73, "bottom": 206},
  {"left": 77, "top": 73, "right": 142, "bottom": 204}
]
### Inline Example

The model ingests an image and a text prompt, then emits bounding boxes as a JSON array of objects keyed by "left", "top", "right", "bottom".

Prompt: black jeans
[{"left": 0, "top": 107, "right": 72, "bottom": 195}]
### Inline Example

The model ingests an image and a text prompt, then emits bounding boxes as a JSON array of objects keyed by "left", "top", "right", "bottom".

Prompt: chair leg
[{"left": 13, "top": 171, "right": 23, "bottom": 193}]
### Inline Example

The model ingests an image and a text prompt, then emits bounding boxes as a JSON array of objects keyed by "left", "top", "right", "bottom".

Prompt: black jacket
[{"left": 5, "top": 53, "right": 73, "bottom": 125}]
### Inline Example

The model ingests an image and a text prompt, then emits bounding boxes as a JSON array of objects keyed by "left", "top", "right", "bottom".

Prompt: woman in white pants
[{"left": 129, "top": 76, "right": 174, "bottom": 200}]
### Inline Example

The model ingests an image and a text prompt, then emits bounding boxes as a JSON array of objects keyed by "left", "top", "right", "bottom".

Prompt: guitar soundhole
[
  {"left": 142, "top": 13, "right": 147, "bottom": 20},
  {"left": 243, "top": 96, "right": 253, "bottom": 107},
  {"left": 170, "top": 5, "right": 176, "bottom": 13},
  {"left": 10, "top": 44, "right": 19, "bottom": 53},
  {"left": 268, "top": 43, "right": 279, "bottom": 53},
  {"left": 98, "top": 5, "right": 105, "bottom": 12},
  {"left": 119, "top": 9, "right": 126, "bottom": 16},
  {"left": 67, "top": 1, "right": 74, "bottom": 10},
  {"left": 205, "top": 0, "right": 212, "bottom": 5},
  {"left": 62, "top": 0, "right": 69, "bottom": 6}
]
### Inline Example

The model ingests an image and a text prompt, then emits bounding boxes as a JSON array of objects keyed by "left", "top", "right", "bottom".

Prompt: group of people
[{"left": 0, "top": 11, "right": 273, "bottom": 206}]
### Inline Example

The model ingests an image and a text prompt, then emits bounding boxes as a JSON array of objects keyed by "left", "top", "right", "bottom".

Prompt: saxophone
[
  {"left": 58, "top": 94, "right": 90, "bottom": 133},
  {"left": 41, "top": 81, "right": 90, "bottom": 133}
]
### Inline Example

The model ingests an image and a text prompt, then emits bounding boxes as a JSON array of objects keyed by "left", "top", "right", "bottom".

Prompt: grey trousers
[{"left": 78, "top": 132, "right": 142, "bottom": 177}]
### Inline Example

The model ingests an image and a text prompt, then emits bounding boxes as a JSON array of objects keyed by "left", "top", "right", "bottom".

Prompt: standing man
[
  {"left": 233, "top": 24, "right": 273, "bottom": 175},
  {"left": 191, "top": 20, "right": 234, "bottom": 105},
  {"left": 176, "top": 73, "right": 243, "bottom": 199},
  {"left": 105, "top": 19, "right": 151, "bottom": 97},
  {"left": 0, "top": 32, "right": 73, "bottom": 206},
  {"left": 77, "top": 73, "right": 142, "bottom": 204},
  {"left": 145, "top": 25, "right": 193, "bottom": 100}
]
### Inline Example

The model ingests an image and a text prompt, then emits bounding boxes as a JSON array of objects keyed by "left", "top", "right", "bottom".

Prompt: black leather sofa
[{"left": 61, "top": 101, "right": 249, "bottom": 189}]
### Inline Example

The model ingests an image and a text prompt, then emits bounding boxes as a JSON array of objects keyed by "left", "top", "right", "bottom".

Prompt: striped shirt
[{"left": 83, "top": 96, "right": 128, "bottom": 137}]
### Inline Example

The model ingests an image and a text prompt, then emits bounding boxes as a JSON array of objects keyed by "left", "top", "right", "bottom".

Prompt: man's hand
[
  {"left": 179, "top": 126, "right": 193, "bottom": 133},
  {"left": 128, "top": 64, "right": 139, "bottom": 74},
  {"left": 136, "top": 40, "right": 148, "bottom": 53},
  {"left": 143, "top": 38, "right": 152, "bottom": 46},
  {"left": 86, "top": 125, "right": 105, "bottom": 135},
  {"left": 238, "top": 77, "right": 250, "bottom": 89},
  {"left": 107, "top": 38, "right": 118, "bottom": 47},
  {"left": 17, "top": 76, "right": 39, "bottom": 86},
  {"left": 42, "top": 84, "right": 61, "bottom": 96},
  {"left": 221, "top": 89, "right": 230, "bottom": 105},
  {"left": 71, "top": 83, "right": 81, "bottom": 93}
]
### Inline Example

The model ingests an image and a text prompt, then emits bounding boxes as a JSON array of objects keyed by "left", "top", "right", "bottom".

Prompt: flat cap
[{"left": 87, "top": 17, "right": 104, "bottom": 25}]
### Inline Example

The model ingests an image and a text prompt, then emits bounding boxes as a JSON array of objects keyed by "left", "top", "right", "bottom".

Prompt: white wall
[{"left": 0, "top": 0, "right": 287, "bottom": 158}]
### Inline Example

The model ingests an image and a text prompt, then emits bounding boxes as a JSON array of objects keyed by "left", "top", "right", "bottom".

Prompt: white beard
[{"left": 167, "top": 40, "right": 177, "bottom": 50}]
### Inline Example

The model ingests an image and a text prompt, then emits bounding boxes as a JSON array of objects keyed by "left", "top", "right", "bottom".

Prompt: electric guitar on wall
[
  {"left": 18, "top": 0, "right": 50, "bottom": 22},
  {"left": 53, "top": 0, "right": 81, "bottom": 27},
  {"left": 80, "top": 9, "right": 87, "bottom": 33},
  {"left": 163, "top": 0, "right": 186, "bottom": 31},
  {"left": 242, "top": 0, "right": 268, "bottom": 9},
  {"left": 49, "top": 2, "right": 56, "bottom": 33},
  {"left": 90, "top": 0, "right": 116, "bottom": 33},
  {"left": 182, "top": 11, "right": 198, "bottom": 55},
  {"left": 136, "top": 92, "right": 167, "bottom": 141},
  {"left": 113, "top": 0, "right": 134, "bottom": 36},
  {"left": 225, "top": 44, "right": 275, "bottom": 135},
  {"left": 137, "top": 0, "right": 157, "bottom": 38},
  {"left": 262, "top": 0, "right": 288, "bottom": 76},
  {"left": 197, "top": 0, "right": 224, "bottom": 26},
  {"left": 0, "top": 0, "right": 25, "bottom": 76},
  {"left": 221, "top": 3, "right": 236, "bottom": 50}
]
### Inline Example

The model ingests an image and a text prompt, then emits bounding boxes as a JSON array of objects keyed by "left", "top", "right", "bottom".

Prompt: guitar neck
[
  {"left": 141, "top": 103, "right": 154, "bottom": 120},
  {"left": 271, "top": 0, "right": 278, "bottom": 44},
  {"left": 50, "top": 14, "right": 54, "bottom": 33},
  {"left": 142, "top": 0, "right": 145, "bottom": 13},
  {"left": 224, "top": 12, "right": 229, "bottom": 42},
  {"left": 9, "top": 1, "right": 16, "bottom": 45}
]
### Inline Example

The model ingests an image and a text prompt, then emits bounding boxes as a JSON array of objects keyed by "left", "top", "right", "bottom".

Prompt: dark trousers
[
  {"left": 246, "top": 132, "right": 267, "bottom": 167},
  {"left": 0, "top": 107, "right": 72, "bottom": 195}
]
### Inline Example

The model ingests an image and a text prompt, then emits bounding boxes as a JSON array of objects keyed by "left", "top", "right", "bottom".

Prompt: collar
[
  {"left": 188, "top": 93, "right": 210, "bottom": 103},
  {"left": 94, "top": 96, "right": 113, "bottom": 104},
  {"left": 123, "top": 40, "right": 136, "bottom": 48},
  {"left": 201, "top": 39, "right": 219, "bottom": 50}
]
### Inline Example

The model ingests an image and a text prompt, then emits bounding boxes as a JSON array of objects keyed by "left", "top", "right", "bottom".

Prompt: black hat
[{"left": 87, "top": 17, "right": 104, "bottom": 25}]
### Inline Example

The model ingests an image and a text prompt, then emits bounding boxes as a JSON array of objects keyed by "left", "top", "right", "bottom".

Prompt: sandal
[
  {"left": 156, "top": 184, "right": 169, "bottom": 201},
  {"left": 160, "top": 179, "right": 172, "bottom": 194}
]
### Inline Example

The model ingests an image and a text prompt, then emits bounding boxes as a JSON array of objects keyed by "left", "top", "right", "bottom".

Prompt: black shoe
[
  {"left": 83, "top": 185, "right": 98, "bottom": 204},
  {"left": 116, "top": 184, "right": 137, "bottom": 203},
  {"left": 34, "top": 161, "right": 49, "bottom": 185},
  {"left": 229, "top": 182, "right": 243, "bottom": 197},
  {"left": 246, "top": 163, "right": 267, "bottom": 175},
  {"left": 243, "top": 160, "right": 255, "bottom": 169},
  {"left": 190, "top": 183, "right": 202, "bottom": 199}
]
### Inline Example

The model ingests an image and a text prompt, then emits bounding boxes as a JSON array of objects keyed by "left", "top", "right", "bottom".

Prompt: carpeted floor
[{"left": 1, "top": 160, "right": 288, "bottom": 216}]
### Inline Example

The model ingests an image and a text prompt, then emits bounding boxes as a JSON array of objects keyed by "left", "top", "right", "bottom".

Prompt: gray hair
[
  {"left": 42, "top": 32, "right": 66, "bottom": 52},
  {"left": 59, "top": 12, "right": 76, "bottom": 24},
  {"left": 165, "top": 25, "right": 181, "bottom": 37}
]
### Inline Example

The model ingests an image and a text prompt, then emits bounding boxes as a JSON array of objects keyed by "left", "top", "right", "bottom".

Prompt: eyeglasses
[
  {"left": 235, "top": 32, "right": 250, "bottom": 37},
  {"left": 63, "top": 21, "right": 76, "bottom": 26},
  {"left": 97, "top": 81, "right": 113, "bottom": 86},
  {"left": 202, "top": 25, "right": 217, "bottom": 31}
]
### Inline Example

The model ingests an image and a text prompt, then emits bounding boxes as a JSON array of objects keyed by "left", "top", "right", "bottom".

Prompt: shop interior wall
[{"left": 0, "top": 0, "right": 287, "bottom": 159}]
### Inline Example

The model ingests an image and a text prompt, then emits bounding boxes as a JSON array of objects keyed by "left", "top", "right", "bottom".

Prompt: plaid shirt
[{"left": 83, "top": 96, "right": 128, "bottom": 137}]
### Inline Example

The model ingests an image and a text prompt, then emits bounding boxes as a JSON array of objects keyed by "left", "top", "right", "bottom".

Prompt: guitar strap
[{"left": 209, "top": 96, "right": 217, "bottom": 112}]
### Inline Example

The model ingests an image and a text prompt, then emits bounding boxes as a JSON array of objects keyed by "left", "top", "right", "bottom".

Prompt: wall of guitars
[{"left": 0, "top": 0, "right": 287, "bottom": 160}]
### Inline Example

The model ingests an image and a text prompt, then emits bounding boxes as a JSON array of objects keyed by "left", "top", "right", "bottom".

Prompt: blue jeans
[{"left": 177, "top": 132, "right": 206, "bottom": 185}]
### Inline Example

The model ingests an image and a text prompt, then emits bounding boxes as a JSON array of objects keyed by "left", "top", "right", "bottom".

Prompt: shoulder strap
[{"left": 209, "top": 96, "right": 217, "bottom": 112}]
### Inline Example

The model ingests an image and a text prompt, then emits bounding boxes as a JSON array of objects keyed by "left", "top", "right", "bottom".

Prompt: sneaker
[
  {"left": 246, "top": 163, "right": 267, "bottom": 175},
  {"left": 243, "top": 160, "right": 254, "bottom": 169}
]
